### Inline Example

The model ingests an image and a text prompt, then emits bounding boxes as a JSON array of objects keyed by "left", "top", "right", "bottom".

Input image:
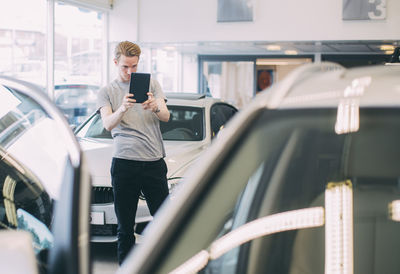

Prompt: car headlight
[
  {"left": 168, "top": 177, "right": 184, "bottom": 193},
  {"left": 168, "top": 177, "right": 184, "bottom": 200}
]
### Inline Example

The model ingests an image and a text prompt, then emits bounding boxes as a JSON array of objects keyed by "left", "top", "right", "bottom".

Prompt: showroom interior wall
[
  {"left": 105, "top": 0, "right": 400, "bottom": 108},
  {"left": 126, "top": 0, "right": 400, "bottom": 42}
]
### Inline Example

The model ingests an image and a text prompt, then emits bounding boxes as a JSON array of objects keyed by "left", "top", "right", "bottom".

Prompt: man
[{"left": 96, "top": 41, "right": 170, "bottom": 265}]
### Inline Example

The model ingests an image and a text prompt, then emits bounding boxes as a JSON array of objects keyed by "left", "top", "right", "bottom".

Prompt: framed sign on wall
[
  {"left": 217, "top": 0, "right": 253, "bottom": 22},
  {"left": 343, "top": 0, "right": 386, "bottom": 20}
]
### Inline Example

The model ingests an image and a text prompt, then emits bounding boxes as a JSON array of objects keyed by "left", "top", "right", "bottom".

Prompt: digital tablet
[{"left": 129, "top": 72, "right": 150, "bottom": 103}]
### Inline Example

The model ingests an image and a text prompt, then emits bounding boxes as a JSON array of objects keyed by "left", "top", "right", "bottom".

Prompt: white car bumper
[{"left": 90, "top": 199, "right": 152, "bottom": 242}]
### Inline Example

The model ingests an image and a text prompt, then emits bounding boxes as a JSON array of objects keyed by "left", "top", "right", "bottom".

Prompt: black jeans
[{"left": 111, "top": 157, "right": 169, "bottom": 265}]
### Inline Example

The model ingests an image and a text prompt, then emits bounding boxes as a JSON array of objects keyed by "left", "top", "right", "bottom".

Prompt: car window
[
  {"left": 210, "top": 103, "right": 237, "bottom": 137},
  {"left": 161, "top": 106, "right": 204, "bottom": 141},
  {"left": 156, "top": 108, "right": 400, "bottom": 274},
  {"left": 0, "top": 84, "right": 73, "bottom": 273},
  {"left": 77, "top": 106, "right": 205, "bottom": 141}
]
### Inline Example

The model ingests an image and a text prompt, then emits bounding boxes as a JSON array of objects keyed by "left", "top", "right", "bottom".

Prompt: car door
[{"left": 0, "top": 76, "right": 91, "bottom": 274}]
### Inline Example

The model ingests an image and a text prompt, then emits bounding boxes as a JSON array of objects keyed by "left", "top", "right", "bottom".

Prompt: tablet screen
[{"left": 129, "top": 72, "right": 150, "bottom": 103}]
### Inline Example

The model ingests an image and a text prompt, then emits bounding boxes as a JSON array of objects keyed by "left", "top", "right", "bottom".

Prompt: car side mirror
[{"left": 0, "top": 231, "right": 38, "bottom": 274}]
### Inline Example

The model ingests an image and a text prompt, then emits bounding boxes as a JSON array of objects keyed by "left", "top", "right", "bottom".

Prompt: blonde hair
[{"left": 114, "top": 41, "right": 141, "bottom": 61}]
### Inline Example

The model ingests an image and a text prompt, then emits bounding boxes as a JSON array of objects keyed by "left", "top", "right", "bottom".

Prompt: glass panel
[
  {"left": 203, "top": 61, "right": 254, "bottom": 108},
  {"left": 0, "top": 0, "right": 46, "bottom": 86},
  {"left": 54, "top": 3, "right": 104, "bottom": 127}
]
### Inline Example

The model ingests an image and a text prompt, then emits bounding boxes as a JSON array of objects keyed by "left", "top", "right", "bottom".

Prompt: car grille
[
  {"left": 92, "top": 187, "right": 114, "bottom": 204},
  {"left": 91, "top": 224, "right": 117, "bottom": 236}
]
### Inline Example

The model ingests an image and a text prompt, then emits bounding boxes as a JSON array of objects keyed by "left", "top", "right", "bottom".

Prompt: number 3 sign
[{"left": 343, "top": 0, "right": 386, "bottom": 20}]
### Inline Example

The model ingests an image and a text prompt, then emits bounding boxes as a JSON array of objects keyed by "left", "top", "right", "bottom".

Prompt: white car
[{"left": 74, "top": 93, "right": 238, "bottom": 242}]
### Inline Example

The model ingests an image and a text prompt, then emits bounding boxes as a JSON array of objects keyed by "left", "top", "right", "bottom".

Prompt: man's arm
[
  {"left": 143, "top": 92, "right": 170, "bottom": 122},
  {"left": 154, "top": 97, "right": 170, "bottom": 122},
  {"left": 101, "top": 93, "right": 135, "bottom": 131}
]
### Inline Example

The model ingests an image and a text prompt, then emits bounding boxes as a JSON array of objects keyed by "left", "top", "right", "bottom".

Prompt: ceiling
[{"left": 142, "top": 40, "right": 400, "bottom": 56}]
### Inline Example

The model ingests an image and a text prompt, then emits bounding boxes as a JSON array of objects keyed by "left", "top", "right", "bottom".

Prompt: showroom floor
[{"left": 92, "top": 242, "right": 119, "bottom": 274}]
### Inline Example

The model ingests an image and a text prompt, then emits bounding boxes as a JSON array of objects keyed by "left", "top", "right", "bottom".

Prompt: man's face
[{"left": 115, "top": 55, "right": 139, "bottom": 82}]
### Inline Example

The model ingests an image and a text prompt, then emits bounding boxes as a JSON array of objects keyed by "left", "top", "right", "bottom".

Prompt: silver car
[
  {"left": 74, "top": 93, "right": 237, "bottom": 242},
  {"left": 119, "top": 63, "right": 400, "bottom": 274}
]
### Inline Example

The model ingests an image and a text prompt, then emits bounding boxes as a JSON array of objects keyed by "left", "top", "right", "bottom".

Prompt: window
[
  {"left": 202, "top": 60, "right": 254, "bottom": 108},
  {"left": 0, "top": 1, "right": 106, "bottom": 127},
  {"left": 0, "top": 0, "right": 46, "bottom": 86},
  {"left": 52, "top": 2, "right": 105, "bottom": 127},
  {"left": 135, "top": 47, "right": 198, "bottom": 93},
  {"left": 54, "top": 3, "right": 104, "bottom": 86}
]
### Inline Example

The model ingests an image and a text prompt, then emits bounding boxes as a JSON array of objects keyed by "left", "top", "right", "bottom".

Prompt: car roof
[
  {"left": 165, "top": 92, "right": 234, "bottom": 108},
  {"left": 257, "top": 62, "right": 400, "bottom": 109}
]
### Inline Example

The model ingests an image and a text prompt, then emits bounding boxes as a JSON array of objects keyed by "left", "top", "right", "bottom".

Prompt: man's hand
[
  {"left": 142, "top": 92, "right": 159, "bottom": 113},
  {"left": 119, "top": 93, "right": 136, "bottom": 113}
]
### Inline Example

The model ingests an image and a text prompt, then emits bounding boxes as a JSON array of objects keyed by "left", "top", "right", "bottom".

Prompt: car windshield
[
  {"left": 76, "top": 105, "right": 205, "bottom": 141},
  {"left": 159, "top": 108, "right": 400, "bottom": 274}
]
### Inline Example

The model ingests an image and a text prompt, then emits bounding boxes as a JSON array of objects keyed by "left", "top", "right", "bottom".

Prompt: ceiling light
[
  {"left": 163, "top": 46, "right": 176, "bottom": 51},
  {"left": 380, "top": 45, "right": 395, "bottom": 51},
  {"left": 284, "top": 50, "right": 298, "bottom": 55},
  {"left": 257, "top": 61, "right": 289, "bottom": 66},
  {"left": 256, "top": 58, "right": 312, "bottom": 66},
  {"left": 266, "top": 45, "right": 281, "bottom": 51}
]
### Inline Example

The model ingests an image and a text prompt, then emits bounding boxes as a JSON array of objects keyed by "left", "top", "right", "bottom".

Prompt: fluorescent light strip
[
  {"left": 169, "top": 250, "right": 209, "bottom": 274},
  {"left": 389, "top": 200, "right": 400, "bottom": 221},
  {"left": 325, "top": 181, "right": 353, "bottom": 274},
  {"left": 284, "top": 50, "right": 298, "bottom": 55},
  {"left": 266, "top": 45, "right": 281, "bottom": 51},
  {"left": 335, "top": 100, "right": 359, "bottom": 134},
  {"left": 209, "top": 207, "right": 324, "bottom": 260}
]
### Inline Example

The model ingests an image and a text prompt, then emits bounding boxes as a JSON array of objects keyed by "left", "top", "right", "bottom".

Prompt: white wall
[
  {"left": 108, "top": 0, "right": 138, "bottom": 42},
  {"left": 122, "top": 0, "right": 400, "bottom": 43}
]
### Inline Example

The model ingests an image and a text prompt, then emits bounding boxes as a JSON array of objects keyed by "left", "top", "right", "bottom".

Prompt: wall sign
[
  {"left": 217, "top": 0, "right": 253, "bottom": 22},
  {"left": 342, "top": 0, "right": 386, "bottom": 20}
]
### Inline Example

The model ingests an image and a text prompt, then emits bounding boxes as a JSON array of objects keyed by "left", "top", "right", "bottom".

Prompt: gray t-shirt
[{"left": 96, "top": 77, "right": 166, "bottom": 161}]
